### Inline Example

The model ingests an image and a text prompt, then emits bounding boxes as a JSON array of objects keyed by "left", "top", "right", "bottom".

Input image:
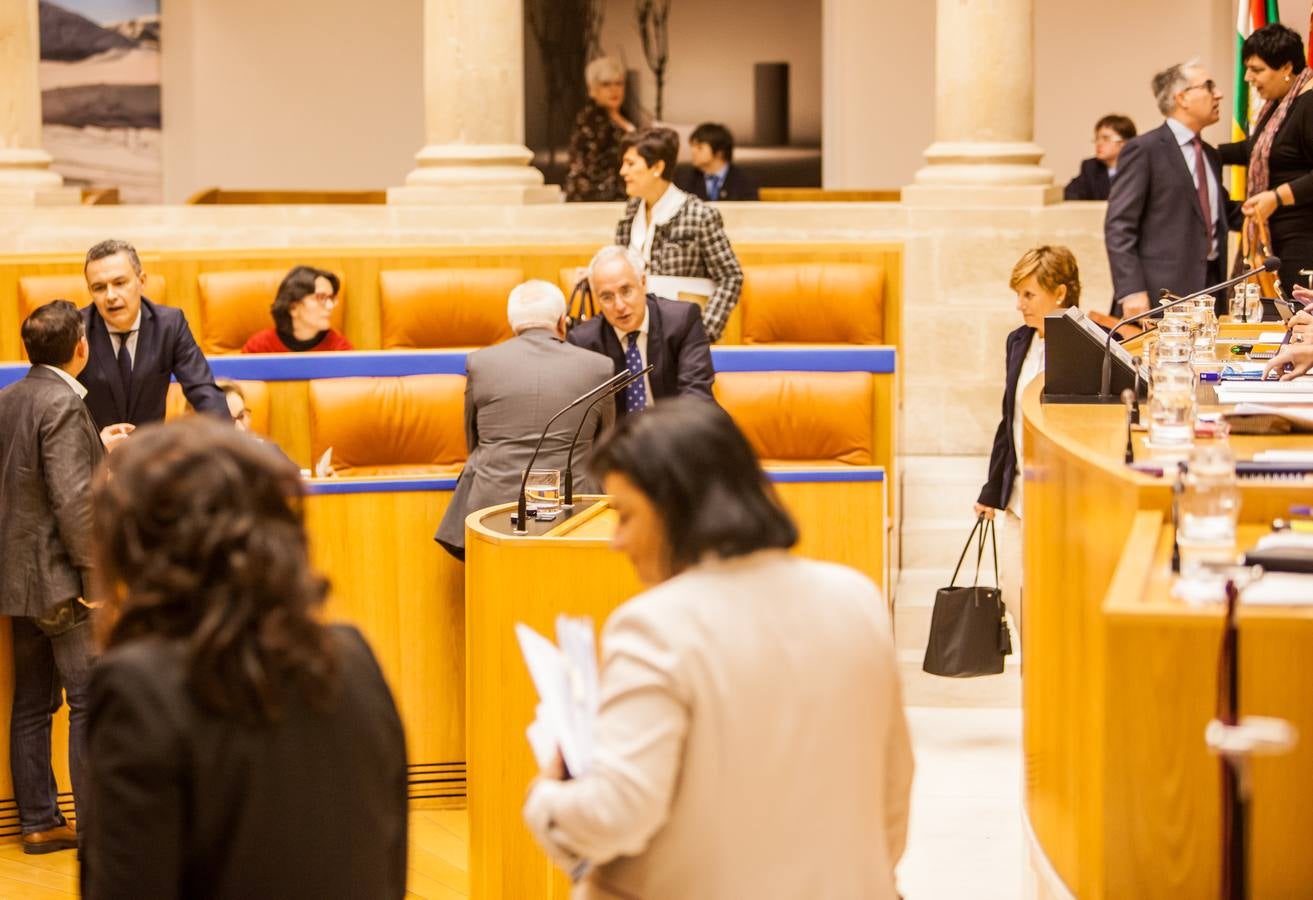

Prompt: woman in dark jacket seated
[
  {"left": 242, "top": 265, "right": 353, "bottom": 353},
  {"left": 565, "top": 56, "right": 634, "bottom": 202},
  {"left": 975, "top": 246, "right": 1081, "bottom": 634},
  {"left": 83, "top": 418, "right": 407, "bottom": 900}
]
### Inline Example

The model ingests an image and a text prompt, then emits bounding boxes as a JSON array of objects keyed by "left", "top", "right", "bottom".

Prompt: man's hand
[
  {"left": 1264, "top": 344, "right": 1313, "bottom": 380},
  {"left": 1120, "top": 292, "right": 1151, "bottom": 318},
  {"left": 973, "top": 502, "right": 997, "bottom": 521},
  {"left": 99, "top": 423, "right": 135, "bottom": 451}
]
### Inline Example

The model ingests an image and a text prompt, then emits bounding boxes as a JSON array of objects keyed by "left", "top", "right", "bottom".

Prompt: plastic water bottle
[{"left": 1177, "top": 438, "right": 1240, "bottom": 574}]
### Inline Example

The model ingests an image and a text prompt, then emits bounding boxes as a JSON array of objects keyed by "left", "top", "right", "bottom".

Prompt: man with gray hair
[
  {"left": 1106, "top": 59, "right": 1240, "bottom": 317},
  {"left": 434, "top": 280, "right": 616, "bottom": 559},
  {"left": 567, "top": 245, "right": 715, "bottom": 420}
]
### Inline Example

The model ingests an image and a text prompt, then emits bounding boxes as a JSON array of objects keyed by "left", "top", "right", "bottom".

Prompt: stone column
[
  {"left": 903, "top": 0, "right": 1056, "bottom": 205},
  {"left": 388, "top": 0, "right": 559, "bottom": 205},
  {"left": 0, "top": 0, "right": 78, "bottom": 205}
]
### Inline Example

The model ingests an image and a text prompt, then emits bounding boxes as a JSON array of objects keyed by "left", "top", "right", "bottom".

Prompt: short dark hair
[
  {"left": 690, "top": 122, "right": 735, "bottom": 162},
  {"left": 93, "top": 417, "right": 338, "bottom": 725},
  {"left": 1095, "top": 114, "right": 1136, "bottom": 141},
  {"left": 271, "top": 265, "right": 339, "bottom": 333},
  {"left": 22, "top": 299, "right": 84, "bottom": 366},
  {"left": 85, "top": 239, "right": 142, "bottom": 274},
  {"left": 620, "top": 127, "right": 680, "bottom": 181},
  {"left": 1243, "top": 23, "right": 1306, "bottom": 74},
  {"left": 589, "top": 398, "right": 797, "bottom": 575}
]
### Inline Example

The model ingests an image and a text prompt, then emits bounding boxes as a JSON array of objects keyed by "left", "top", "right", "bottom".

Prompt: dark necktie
[
  {"left": 624, "top": 332, "right": 648, "bottom": 413},
  {"left": 115, "top": 330, "right": 136, "bottom": 392},
  {"left": 706, "top": 173, "right": 723, "bottom": 200},
  {"left": 1193, "top": 136, "right": 1213, "bottom": 247}
]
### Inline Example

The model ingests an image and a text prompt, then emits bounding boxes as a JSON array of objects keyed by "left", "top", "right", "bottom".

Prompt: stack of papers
[
  {"left": 516, "top": 616, "right": 599, "bottom": 777},
  {"left": 1216, "top": 380, "right": 1313, "bottom": 404},
  {"left": 1228, "top": 403, "right": 1313, "bottom": 431}
]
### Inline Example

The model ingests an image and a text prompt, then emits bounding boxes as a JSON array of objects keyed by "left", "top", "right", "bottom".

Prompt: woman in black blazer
[
  {"left": 975, "top": 247, "right": 1082, "bottom": 633},
  {"left": 83, "top": 419, "right": 408, "bottom": 900}
]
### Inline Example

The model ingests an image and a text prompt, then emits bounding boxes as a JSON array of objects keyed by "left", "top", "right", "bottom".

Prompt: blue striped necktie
[{"left": 624, "top": 332, "right": 648, "bottom": 413}]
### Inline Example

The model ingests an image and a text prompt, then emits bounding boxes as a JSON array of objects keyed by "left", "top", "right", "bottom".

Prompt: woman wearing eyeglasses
[
  {"left": 1219, "top": 23, "right": 1313, "bottom": 295},
  {"left": 565, "top": 57, "right": 635, "bottom": 203},
  {"left": 241, "top": 266, "right": 354, "bottom": 353}
]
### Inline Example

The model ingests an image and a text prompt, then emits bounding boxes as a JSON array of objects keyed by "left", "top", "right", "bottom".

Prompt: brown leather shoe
[{"left": 22, "top": 823, "right": 78, "bottom": 855}]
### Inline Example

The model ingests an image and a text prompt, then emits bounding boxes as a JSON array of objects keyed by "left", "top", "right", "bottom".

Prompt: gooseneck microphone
[
  {"left": 513, "top": 370, "right": 629, "bottom": 533},
  {"left": 1129, "top": 355, "right": 1142, "bottom": 425},
  {"left": 562, "top": 363, "right": 654, "bottom": 508},
  {"left": 1121, "top": 388, "right": 1137, "bottom": 464},
  {"left": 1099, "top": 256, "right": 1281, "bottom": 399}
]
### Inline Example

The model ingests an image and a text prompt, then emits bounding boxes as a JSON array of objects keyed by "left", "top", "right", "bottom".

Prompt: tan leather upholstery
[
  {"left": 308, "top": 375, "right": 467, "bottom": 476},
  {"left": 165, "top": 380, "right": 270, "bottom": 434},
  {"left": 197, "top": 269, "right": 346, "bottom": 354},
  {"left": 18, "top": 273, "right": 170, "bottom": 322},
  {"left": 740, "top": 263, "right": 883, "bottom": 344},
  {"left": 379, "top": 268, "right": 521, "bottom": 348},
  {"left": 714, "top": 371, "right": 874, "bottom": 465}
]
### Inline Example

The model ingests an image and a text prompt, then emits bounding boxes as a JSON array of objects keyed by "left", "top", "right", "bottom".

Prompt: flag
[{"left": 1232, "top": 0, "right": 1282, "bottom": 199}]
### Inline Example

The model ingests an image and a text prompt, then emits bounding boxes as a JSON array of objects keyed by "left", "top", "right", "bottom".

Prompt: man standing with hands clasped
[
  {"left": 0, "top": 301, "right": 103, "bottom": 854},
  {"left": 1106, "top": 60, "right": 1241, "bottom": 317}
]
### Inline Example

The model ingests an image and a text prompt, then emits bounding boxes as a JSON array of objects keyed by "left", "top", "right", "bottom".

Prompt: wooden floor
[{"left": 0, "top": 808, "right": 471, "bottom": 898}]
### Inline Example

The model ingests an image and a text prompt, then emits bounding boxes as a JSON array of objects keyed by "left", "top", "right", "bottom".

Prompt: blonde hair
[
  {"left": 585, "top": 57, "right": 625, "bottom": 88},
  {"left": 1009, "top": 246, "right": 1081, "bottom": 308}
]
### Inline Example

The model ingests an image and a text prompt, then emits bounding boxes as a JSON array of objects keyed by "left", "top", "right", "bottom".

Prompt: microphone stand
[
  {"left": 562, "top": 363, "right": 654, "bottom": 508},
  {"left": 1101, "top": 259, "right": 1282, "bottom": 399},
  {"left": 512, "top": 370, "right": 628, "bottom": 534}
]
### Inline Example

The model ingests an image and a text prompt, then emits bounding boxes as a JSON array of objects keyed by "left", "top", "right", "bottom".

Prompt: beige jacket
[{"left": 524, "top": 550, "right": 914, "bottom": 900}]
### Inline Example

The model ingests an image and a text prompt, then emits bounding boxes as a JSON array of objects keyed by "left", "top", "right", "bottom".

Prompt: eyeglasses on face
[
  {"left": 1181, "top": 80, "right": 1218, "bottom": 95},
  {"left": 300, "top": 292, "right": 337, "bottom": 308}
]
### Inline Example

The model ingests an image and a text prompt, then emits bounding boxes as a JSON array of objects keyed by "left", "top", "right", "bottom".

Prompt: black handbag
[{"left": 922, "top": 515, "right": 1013, "bottom": 677}]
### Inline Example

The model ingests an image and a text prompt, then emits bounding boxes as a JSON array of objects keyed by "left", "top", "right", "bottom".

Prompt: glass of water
[
  {"left": 526, "top": 468, "right": 563, "bottom": 519},
  {"left": 1148, "top": 340, "right": 1196, "bottom": 447},
  {"left": 1177, "top": 438, "right": 1240, "bottom": 574},
  {"left": 1245, "top": 282, "right": 1262, "bottom": 322}
]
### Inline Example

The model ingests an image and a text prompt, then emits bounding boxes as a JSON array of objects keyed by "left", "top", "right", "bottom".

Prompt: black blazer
[
  {"left": 978, "top": 325, "right": 1035, "bottom": 511},
  {"left": 1105, "top": 122, "right": 1241, "bottom": 313},
  {"left": 83, "top": 624, "right": 408, "bottom": 900},
  {"left": 566, "top": 294, "right": 716, "bottom": 418},
  {"left": 1063, "top": 157, "right": 1112, "bottom": 201},
  {"left": 675, "top": 163, "right": 760, "bottom": 201},
  {"left": 79, "top": 297, "right": 227, "bottom": 429},
  {"left": 0, "top": 367, "right": 103, "bottom": 618}
]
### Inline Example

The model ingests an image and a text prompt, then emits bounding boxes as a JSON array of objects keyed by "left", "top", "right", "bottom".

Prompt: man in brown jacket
[{"left": 0, "top": 300, "right": 103, "bottom": 854}]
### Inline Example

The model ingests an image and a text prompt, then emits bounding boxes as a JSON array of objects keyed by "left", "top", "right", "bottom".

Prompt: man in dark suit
[
  {"left": 675, "top": 123, "right": 759, "bottom": 202},
  {"left": 435, "top": 280, "right": 616, "bottom": 559},
  {"left": 79, "top": 239, "right": 226, "bottom": 448},
  {"left": 1064, "top": 114, "right": 1136, "bottom": 201},
  {"left": 1105, "top": 61, "right": 1240, "bottom": 317},
  {"left": 0, "top": 300, "right": 103, "bottom": 854},
  {"left": 567, "top": 245, "right": 715, "bottom": 420}
]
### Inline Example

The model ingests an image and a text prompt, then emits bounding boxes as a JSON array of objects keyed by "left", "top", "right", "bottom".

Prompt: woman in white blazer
[{"left": 523, "top": 399, "right": 914, "bottom": 900}]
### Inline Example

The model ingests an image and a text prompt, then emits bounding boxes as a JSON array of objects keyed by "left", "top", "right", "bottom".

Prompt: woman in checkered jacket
[{"left": 615, "top": 128, "right": 744, "bottom": 343}]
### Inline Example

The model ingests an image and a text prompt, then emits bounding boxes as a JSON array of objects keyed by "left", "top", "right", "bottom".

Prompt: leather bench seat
[
  {"left": 714, "top": 370, "right": 875, "bottom": 465},
  {"left": 379, "top": 268, "right": 520, "bottom": 349},
  {"left": 197, "top": 269, "right": 346, "bottom": 354},
  {"left": 739, "top": 263, "right": 883, "bottom": 344}
]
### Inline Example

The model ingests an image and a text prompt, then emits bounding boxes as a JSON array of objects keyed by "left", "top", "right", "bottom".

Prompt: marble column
[
  {"left": 388, "top": 0, "right": 559, "bottom": 205},
  {"left": 0, "top": 0, "right": 78, "bottom": 205},
  {"left": 904, "top": 0, "right": 1056, "bottom": 205}
]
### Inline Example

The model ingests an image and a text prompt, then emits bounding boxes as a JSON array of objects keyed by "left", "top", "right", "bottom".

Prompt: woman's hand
[
  {"left": 1242, "top": 190, "right": 1280, "bottom": 220},
  {"left": 1264, "top": 343, "right": 1313, "bottom": 380},
  {"left": 973, "top": 503, "right": 996, "bottom": 521},
  {"left": 1290, "top": 309, "right": 1313, "bottom": 339}
]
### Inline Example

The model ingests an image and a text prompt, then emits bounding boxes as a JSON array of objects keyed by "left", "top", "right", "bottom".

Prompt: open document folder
[{"left": 515, "top": 616, "right": 599, "bottom": 778}]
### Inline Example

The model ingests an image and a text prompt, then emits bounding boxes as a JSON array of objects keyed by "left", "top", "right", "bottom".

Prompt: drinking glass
[{"left": 526, "top": 468, "right": 562, "bottom": 519}]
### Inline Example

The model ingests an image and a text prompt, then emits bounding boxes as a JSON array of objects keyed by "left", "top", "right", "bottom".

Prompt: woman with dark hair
[
  {"left": 241, "top": 265, "right": 353, "bottom": 353},
  {"left": 522, "top": 398, "right": 913, "bottom": 900},
  {"left": 1219, "top": 22, "right": 1313, "bottom": 293},
  {"left": 616, "top": 127, "right": 743, "bottom": 343},
  {"left": 82, "top": 418, "right": 407, "bottom": 899},
  {"left": 565, "top": 57, "right": 635, "bottom": 202}
]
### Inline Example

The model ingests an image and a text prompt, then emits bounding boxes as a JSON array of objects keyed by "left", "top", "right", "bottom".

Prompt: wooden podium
[{"left": 464, "top": 497, "right": 641, "bottom": 899}]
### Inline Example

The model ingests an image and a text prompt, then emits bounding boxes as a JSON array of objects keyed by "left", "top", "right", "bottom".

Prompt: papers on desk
[
  {"left": 515, "top": 616, "right": 599, "bottom": 778},
  {"left": 647, "top": 275, "right": 715, "bottom": 308},
  {"left": 1227, "top": 403, "right": 1313, "bottom": 432},
  {"left": 1172, "top": 572, "right": 1313, "bottom": 606},
  {"left": 1215, "top": 379, "right": 1313, "bottom": 404}
]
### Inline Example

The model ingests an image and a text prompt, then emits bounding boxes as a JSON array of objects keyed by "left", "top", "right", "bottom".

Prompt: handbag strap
[
  {"left": 949, "top": 517, "right": 984, "bottom": 588},
  {"left": 985, "top": 516, "right": 1000, "bottom": 590}
]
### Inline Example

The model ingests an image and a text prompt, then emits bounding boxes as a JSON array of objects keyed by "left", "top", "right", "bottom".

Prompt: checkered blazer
[{"left": 616, "top": 195, "right": 744, "bottom": 342}]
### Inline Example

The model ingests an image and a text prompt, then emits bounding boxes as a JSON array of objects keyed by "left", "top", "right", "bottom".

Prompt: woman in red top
[{"left": 242, "top": 266, "right": 354, "bottom": 353}]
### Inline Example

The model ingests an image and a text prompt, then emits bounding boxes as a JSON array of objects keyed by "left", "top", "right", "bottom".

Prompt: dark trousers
[{"left": 10, "top": 616, "right": 94, "bottom": 833}]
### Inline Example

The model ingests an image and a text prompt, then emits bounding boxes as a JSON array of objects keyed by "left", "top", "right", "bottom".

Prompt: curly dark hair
[
  {"left": 92, "top": 417, "right": 338, "bottom": 725},
  {"left": 271, "top": 265, "right": 339, "bottom": 334}
]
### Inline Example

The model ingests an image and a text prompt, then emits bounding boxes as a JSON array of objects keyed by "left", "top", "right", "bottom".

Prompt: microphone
[
  {"left": 562, "top": 363, "right": 654, "bottom": 508},
  {"left": 512, "top": 370, "right": 629, "bottom": 534},
  {"left": 1121, "top": 388, "right": 1136, "bottom": 464},
  {"left": 1129, "top": 355, "right": 1142, "bottom": 425},
  {"left": 1100, "top": 257, "right": 1281, "bottom": 398}
]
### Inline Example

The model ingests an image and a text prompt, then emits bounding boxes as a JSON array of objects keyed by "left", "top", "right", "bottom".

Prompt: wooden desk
[{"left": 1022, "top": 379, "right": 1313, "bottom": 898}]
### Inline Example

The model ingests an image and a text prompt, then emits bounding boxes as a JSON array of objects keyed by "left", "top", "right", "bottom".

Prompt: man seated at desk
[
  {"left": 567, "top": 245, "right": 715, "bottom": 419},
  {"left": 435, "top": 280, "right": 617, "bottom": 560}
]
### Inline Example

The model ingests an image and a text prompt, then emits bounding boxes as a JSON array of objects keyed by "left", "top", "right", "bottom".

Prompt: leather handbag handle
[{"left": 948, "top": 517, "right": 984, "bottom": 588}]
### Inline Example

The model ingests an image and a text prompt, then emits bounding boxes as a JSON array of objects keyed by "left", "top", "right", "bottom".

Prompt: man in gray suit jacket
[
  {"left": 435, "top": 281, "right": 616, "bottom": 559},
  {"left": 1106, "top": 59, "right": 1240, "bottom": 317},
  {"left": 0, "top": 300, "right": 103, "bottom": 854}
]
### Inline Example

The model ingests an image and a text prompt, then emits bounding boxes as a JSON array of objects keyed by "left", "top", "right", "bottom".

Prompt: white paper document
[
  {"left": 1173, "top": 572, "right": 1313, "bottom": 606},
  {"left": 1216, "top": 381, "right": 1313, "bottom": 405},
  {"left": 515, "top": 616, "right": 599, "bottom": 779}
]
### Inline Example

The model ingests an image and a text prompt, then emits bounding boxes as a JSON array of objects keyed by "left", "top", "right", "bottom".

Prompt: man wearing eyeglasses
[
  {"left": 1106, "top": 60, "right": 1241, "bottom": 318},
  {"left": 79, "top": 239, "right": 227, "bottom": 448},
  {"left": 1064, "top": 114, "right": 1136, "bottom": 201}
]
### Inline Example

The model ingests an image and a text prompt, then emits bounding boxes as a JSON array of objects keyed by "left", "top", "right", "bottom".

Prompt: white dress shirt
[
  {"left": 1164, "top": 116, "right": 1221, "bottom": 260},
  {"left": 41, "top": 364, "right": 89, "bottom": 399},
  {"left": 628, "top": 184, "right": 690, "bottom": 264},
  {"left": 108, "top": 309, "right": 143, "bottom": 366},
  {"left": 610, "top": 306, "right": 654, "bottom": 407}
]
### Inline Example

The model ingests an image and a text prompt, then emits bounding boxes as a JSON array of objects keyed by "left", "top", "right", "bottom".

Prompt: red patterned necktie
[{"left": 1193, "top": 136, "right": 1213, "bottom": 246}]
